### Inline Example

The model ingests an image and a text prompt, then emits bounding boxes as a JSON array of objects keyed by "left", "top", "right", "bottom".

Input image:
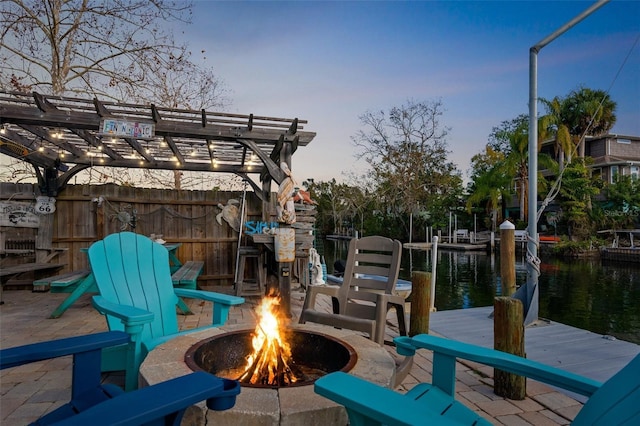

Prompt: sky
[{"left": 183, "top": 0, "right": 640, "bottom": 184}]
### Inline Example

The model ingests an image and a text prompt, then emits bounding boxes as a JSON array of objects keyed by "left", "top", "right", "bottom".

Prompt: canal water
[{"left": 321, "top": 238, "right": 640, "bottom": 345}]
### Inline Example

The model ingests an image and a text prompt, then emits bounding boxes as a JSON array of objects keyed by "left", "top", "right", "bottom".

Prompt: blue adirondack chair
[
  {"left": 315, "top": 334, "right": 640, "bottom": 425},
  {"left": 88, "top": 232, "right": 245, "bottom": 391},
  {"left": 0, "top": 331, "right": 240, "bottom": 425}
]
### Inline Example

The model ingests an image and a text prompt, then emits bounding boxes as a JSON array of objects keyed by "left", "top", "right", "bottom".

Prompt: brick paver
[{"left": 0, "top": 288, "right": 583, "bottom": 425}]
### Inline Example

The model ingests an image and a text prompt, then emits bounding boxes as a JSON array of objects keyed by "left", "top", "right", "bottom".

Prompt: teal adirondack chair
[
  {"left": 88, "top": 232, "right": 244, "bottom": 391},
  {"left": 0, "top": 331, "right": 240, "bottom": 425},
  {"left": 315, "top": 334, "right": 640, "bottom": 425}
]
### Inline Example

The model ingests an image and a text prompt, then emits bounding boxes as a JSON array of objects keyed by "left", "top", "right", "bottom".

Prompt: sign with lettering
[
  {"left": 0, "top": 201, "right": 40, "bottom": 228},
  {"left": 100, "top": 118, "right": 155, "bottom": 139},
  {"left": 244, "top": 221, "right": 279, "bottom": 235},
  {"left": 35, "top": 196, "right": 56, "bottom": 214}
]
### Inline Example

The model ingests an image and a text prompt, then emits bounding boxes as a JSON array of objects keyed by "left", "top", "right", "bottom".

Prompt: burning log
[
  {"left": 238, "top": 331, "right": 307, "bottom": 386},
  {"left": 237, "top": 296, "right": 306, "bottom": 387}
]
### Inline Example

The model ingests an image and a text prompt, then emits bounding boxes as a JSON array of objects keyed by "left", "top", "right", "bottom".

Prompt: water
[{"left": 321, "top": 238, "right": 640, "bottom": 344}]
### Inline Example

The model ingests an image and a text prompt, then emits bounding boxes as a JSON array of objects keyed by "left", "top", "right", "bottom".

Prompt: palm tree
[
  {"left": 542, "top": 87, "right": 617, "bottom": 160},
  {"left": 503, "top": 126, "right": 530, "bottom": 223},
  {"left": 540, "top": 98, "right": 573, "bottom": 170},
  {"left": 466, "top": 146, "right": 510, "bottom": 231},
  {"left": 564, "top": 87, "right": 616, "bottom": 157}
]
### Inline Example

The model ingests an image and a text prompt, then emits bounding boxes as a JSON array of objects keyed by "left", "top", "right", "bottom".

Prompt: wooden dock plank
[{"left": 427, "top": 306, "right": 640, "bottom": 402}]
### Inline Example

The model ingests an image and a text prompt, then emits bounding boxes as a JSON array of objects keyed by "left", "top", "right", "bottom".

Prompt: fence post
[
  {"left": 500, "top": 220, "right": 516, "bottom": 296},
  {"left": 494, "top": 296, "right": 526, "bottom": 399},
  {"left": 409, "top": 271, "right": 432, "bottom": 336}
]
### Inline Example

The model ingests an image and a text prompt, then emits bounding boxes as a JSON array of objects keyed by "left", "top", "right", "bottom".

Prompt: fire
[{"left": 238, "top": 296, "right": 301, "bottom": 386}]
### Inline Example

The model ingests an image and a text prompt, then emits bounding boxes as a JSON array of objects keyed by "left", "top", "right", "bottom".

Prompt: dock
[{"left": 428, "top": 306, "right": 640, "bottom": 402}]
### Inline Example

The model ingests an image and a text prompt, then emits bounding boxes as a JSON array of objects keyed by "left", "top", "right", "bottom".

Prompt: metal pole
[
  {"left": 429, "top": 236, "right": 439, "bottom": 312},
  {"left": 520, "top": 0, "right": 609, "bottom": 326}
]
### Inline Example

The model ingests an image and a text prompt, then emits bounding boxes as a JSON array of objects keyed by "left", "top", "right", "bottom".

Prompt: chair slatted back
[
  {"left": 338, "top": 236, "right": 402, "bottom": 317},
  {"left": 573, "top": 353, "right": 640, "bottom": 425},
  {"left": 88, "top": 232, "right": 179, "bottom": 341}
]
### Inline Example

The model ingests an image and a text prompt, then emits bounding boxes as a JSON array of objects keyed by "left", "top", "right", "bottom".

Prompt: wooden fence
[{"left": 1, "top": 182, "right": 267, "bottom": 287}]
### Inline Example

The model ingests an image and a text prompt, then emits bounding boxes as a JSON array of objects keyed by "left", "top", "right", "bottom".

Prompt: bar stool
[{"left": 235, "top": 246, "right": 265, "bottom": 297}]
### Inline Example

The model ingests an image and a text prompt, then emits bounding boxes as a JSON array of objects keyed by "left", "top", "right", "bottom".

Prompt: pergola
[{"left": 0, "top": 91, "right": 316, "bottom": 198}]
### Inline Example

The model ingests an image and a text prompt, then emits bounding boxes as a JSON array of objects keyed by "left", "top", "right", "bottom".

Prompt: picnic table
[
  {"left": 35, "top": 243, "right": 202, "bottom": 318},
  {"left": 1, "top": 262, "right": 65, "bottom": 304}
]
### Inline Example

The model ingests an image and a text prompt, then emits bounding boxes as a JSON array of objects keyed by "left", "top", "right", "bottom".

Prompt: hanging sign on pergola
[{"left": 99, "top": 118, "right": 155, "bottom": 139}]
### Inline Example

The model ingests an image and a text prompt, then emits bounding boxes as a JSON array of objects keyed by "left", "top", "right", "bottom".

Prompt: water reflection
[{"left": 322, "top": 238, "right": 640, "bottom": 344}]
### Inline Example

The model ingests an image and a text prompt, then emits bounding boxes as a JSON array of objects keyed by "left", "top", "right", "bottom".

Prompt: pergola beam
[{"left": 0, "top": 91, "right": 316, "bottom": 191}]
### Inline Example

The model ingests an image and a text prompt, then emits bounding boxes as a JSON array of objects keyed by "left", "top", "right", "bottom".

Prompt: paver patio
[{"left": 0, "top": 287, "right": 582, "bottom": 425}]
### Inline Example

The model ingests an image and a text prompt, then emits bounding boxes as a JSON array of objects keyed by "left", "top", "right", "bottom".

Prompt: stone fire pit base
[{"left": 140, "top": 323, "right": 396, "bottom": 425}]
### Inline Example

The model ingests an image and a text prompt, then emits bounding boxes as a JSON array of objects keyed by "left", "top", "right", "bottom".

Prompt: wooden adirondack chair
[
  {"left": 88, "top": 232, "right": 245, "bottom": 391},
  {"left": 299, "top": 235, "right": 406, "bottom": 345},
  {"left": 0, "top": 331, "right": 240, "bottom": 425},
  {"left": 315, "top": 334, "right": 640, "bottom": 425}
]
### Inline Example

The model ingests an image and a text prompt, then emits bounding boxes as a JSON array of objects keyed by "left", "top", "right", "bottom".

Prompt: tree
[
  {"left": 541, "top": 86, "right": 616, "bottom": 160},
  {"left": 557, "top": 158, "right": 603, "bottom": 239},
  {"left": 1, "top": 0, "right": 220, "bottom": 102},
  {"left": 539, "top": 98, "right": 573, "bottom": 170},
  {"left": 486, "top": 114, "right": 529, "bottom": 154},
  {"left": 310, "top": 179, "right": 354, "bottom": 236},
  {"left": 502, "top": 124, "right": 530, "bottom": 223},
  {"left": 343, "top": 172, "right": 375, "bottom": 237},
  {"left": 466, "top": 145, "right": 509, "bottom": 231},
  {"left": 352, "top": 99, "right": 461, "bottom": 238},
  {"left": 1, "top": 0, "right": 230, "bottom": 189},
  {"left": 602, "top": 175, "right": 640, "bottom": 230}
]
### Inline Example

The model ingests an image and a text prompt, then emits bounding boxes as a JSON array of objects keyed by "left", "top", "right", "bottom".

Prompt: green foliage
[
  {"left": 557, "top": 158, "right": 603, "bottom": 239},
  {"left": 541, "top": 86, "right": 617, "bottom": 160},
  {"left": 600, "top": 175, "right": 640, "bottom": 229},
  {"left": 551, "top": 237, "right": 605, "bottom": 257},
  {"left": 351, "top": 99, "right": 463, "bottom": 239},
  {"left": 487, "top": 114, "right": 528, "bottom": 154}
]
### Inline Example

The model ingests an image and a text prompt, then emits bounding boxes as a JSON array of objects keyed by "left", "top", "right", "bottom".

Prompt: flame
[{"left": 240, "top": 296, "right": 298, "bottom": 386}]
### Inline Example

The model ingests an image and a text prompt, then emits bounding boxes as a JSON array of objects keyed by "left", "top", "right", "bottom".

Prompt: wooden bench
[
  {"left": 0, "top": 262, "right": 65, "bottom": 304},
  {"left": 171, "top": 261, "right": 204, "bottom": 290},
  {"left": 33, "top": 269, "right": 92, "bottom": 292}
]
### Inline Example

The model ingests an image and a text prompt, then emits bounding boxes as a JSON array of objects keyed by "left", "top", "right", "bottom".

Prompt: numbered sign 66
[{"left": 35, "top": 196, "right": 56, "bottom": 214}]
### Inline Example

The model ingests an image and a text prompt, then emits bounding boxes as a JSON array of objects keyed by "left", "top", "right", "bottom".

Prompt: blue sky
[{"left": 184, "top": 0, "right": 640, "bottom": 183}]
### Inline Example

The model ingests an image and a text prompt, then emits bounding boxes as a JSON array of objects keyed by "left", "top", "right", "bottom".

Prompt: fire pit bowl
[
  {"left": 140, "top": 324, "right": 396, "bottom": 425},
  {"left": 185, "top": 329, "right": 358, "bottom": 388}
]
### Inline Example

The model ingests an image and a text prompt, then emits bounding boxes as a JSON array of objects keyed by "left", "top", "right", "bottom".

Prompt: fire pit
[
  {"left": 184, "top": 296, "right": 358, "bottom": 391},
  {"left": 140, "top": 327, "right": 395, "bottom": 425},
  {"left": 186, "top": 329, "right": 357, "bottom": 388},
  {"left": 141, "top": 295, "right": 396, "bottom": 424}
]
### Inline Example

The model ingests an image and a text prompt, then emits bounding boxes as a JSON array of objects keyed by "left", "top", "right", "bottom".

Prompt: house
[
  {"left": 504, "top": 134, "right": 640, "bottom": 225},
  {"left": 540, "top": 133, "right": 640, "bottom": 184},
  {"left": 585, "top": 134, "right": 640, "bottom": 183}
]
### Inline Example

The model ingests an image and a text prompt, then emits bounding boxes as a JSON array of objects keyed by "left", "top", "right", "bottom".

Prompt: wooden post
[
  {"left": 279, "top": 262, "right": 292, "bottom": 318},
  {"left": 500, "top": 220, "right": 516, "bottom": 296},
  {"left": 494, "top": 296, "right": 525, "bottom": 399},
  {"left": 409, "top": 271, "right": 432, "bottom": 336},
  {"left": 96, "top": 198, "right": 105, "bottom": 240}
]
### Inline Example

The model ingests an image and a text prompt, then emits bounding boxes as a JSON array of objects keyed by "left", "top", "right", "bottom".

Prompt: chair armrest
[
  {"left": 304, "top": 284, "right": 342, "bottom": 310},
  {"left": 174, "top": 289, "right": 244, "bottom": 327},
  {"left": 0, "top": 331, "right": 130, "bottom": 370},
  {"left": 315, "top": 372, "right": 438, "bottom": 426},
  {"left": 92, "top": 296, "right": 154, "bottom": 328},
  {"left": 395, "top": 334, "right": 602, "bottom": 398},
  {"left": 307, "top": 284, "right": 341, "bottom": 298},
  {"left": 174, "top": 288, "right": 244, "bottom": 306},
  {"left": 50, "top": 372, "right": 241, "bottom": 425}
]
